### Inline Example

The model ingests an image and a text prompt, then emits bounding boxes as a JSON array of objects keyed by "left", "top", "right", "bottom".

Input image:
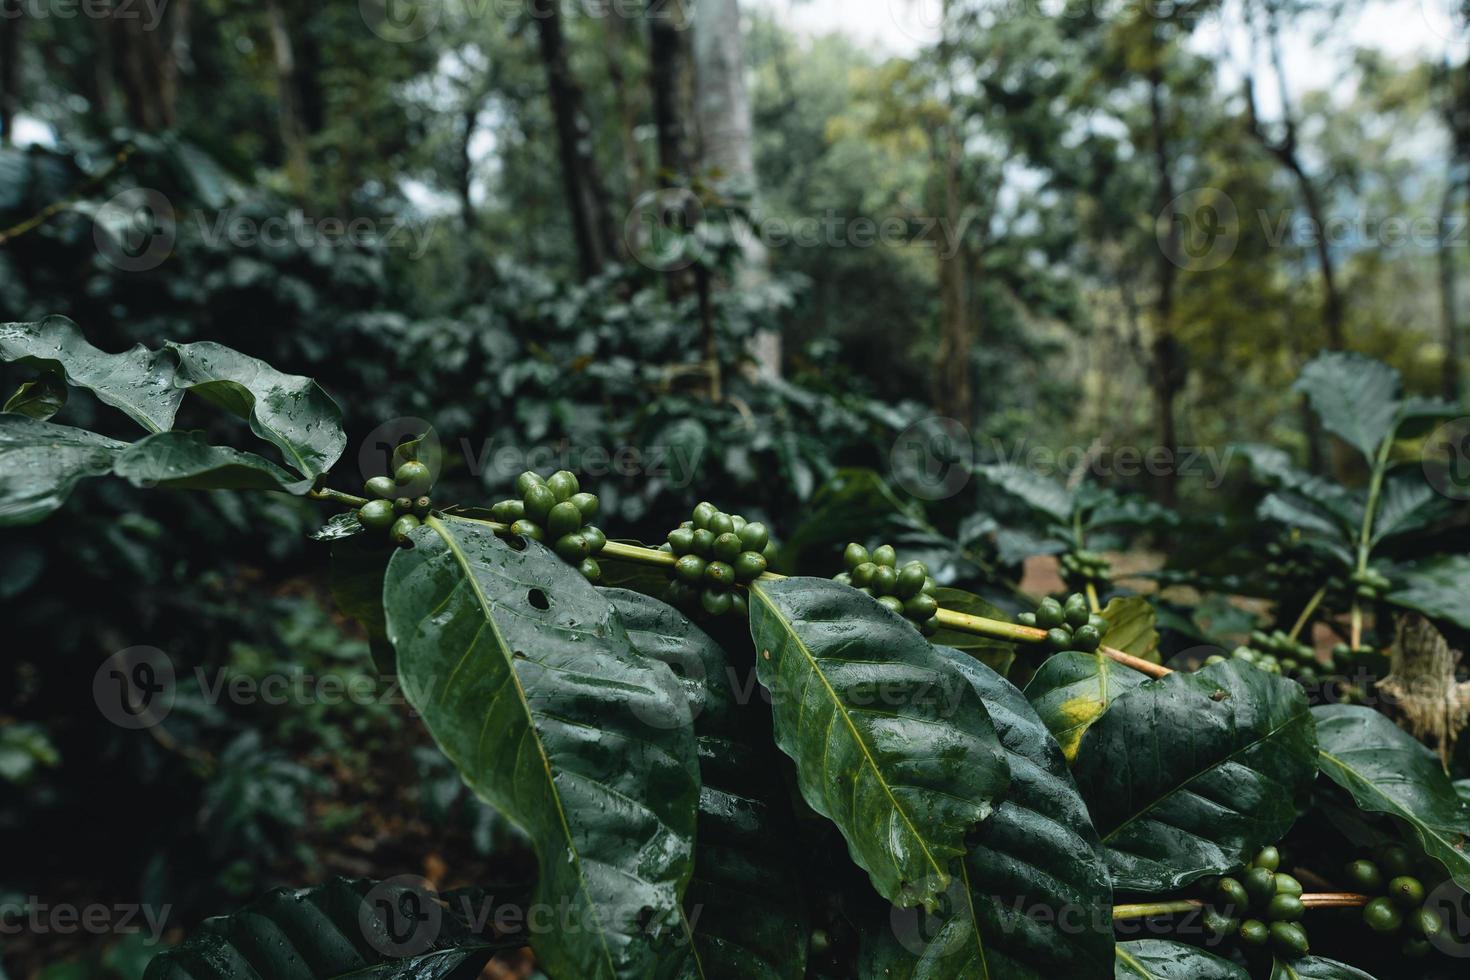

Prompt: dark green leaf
[
  {"left": 328, "top": 535, "right": 393, "bottom": 673},
  {"left": 142, "top": 877, "right": 509, "bottom": 979},
  {"left": 113, "top": 430, "right": 314, "bottom": 493},
  {"left": 606, "top": 589, "right": 807, "bottom": 980},
  {"left": 384, "top": 516, "right": 700, "bottom": 980},
  {"left": 1258, "top": 492, "right": 1354, "bottom": 546},
  {"left": 1294, "top": 352, "right": 1401, "bottom": 461},
  {"left": 1113, "top": 941, "right": 1246, "bottom": 979},
  {"left": 1268, "top": 955, "right": 1378, "bottom": 979},
  {"left": 1370, "top": 474, "right": 1449, "bottom": 545},
  {"left": 168, "top": 340, "right": 346, "bottom": 479},
  {"left": 1072, "top": 661, "right": 1318, "bottom": 892},
  {"left": 747, "top": 577, "right": 1011, "bottom": 910},
  {"left": 1024, "top": 651, "right": 1148, "bottom": 764},
  {"left": 0, "top": 316, "right": 182, "bottom": 433},
  {"left": 3, "top": 373, "right": 66, "bottom": 420},
  {"left": 978, "top": 463, "right": 1074, "bottom": 524},
  {"left": 1388, "top": 555, "right": 1470, "bottom": 630},
  {"left": 873, "top": 647, "right": 1113, "bottom": 979},
  {"left": 0, "top": 416, "right": 127, "bottom": 527},
  {"left": 1313, "top": 704, "right": 1470, "bottom": 889}
]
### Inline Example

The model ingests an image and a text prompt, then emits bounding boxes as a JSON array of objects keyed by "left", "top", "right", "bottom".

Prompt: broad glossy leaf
[
  {"left": 978, "top": 463, "right": 1074, "bottom": 524},
  {"left": 927, "top": 587, "right": 1017, "bottom": 674},
  {"left": 1294, "top": 351, "right": 1401, "bottom": 461},
  {"left": 873, "top": 647, "right": 1113, "bottom": 979},
  {"left": 1268, "top": 955, "right": 1377, "bottom": 979},
  {"left": 0, "top": 416, "right": 127, "bottom": 526},
  {"left": 1313, "top": 705, "right": 1470, "bottom": 889},
  {"left": 606, "top": 589, "right": 807, "bottom": 980},
  {"left": 1072, "top": 660, "right": 1318, "bottom": 892},
  {"left": 3, "top": 373, "right": 66, "bottom": 420},
  {"left": 1098, "top": 596, "right": 1160, "bottom": 662},
  {"left": 168, "top": 340, "right": 346, "bottom": 479},
  {"left": 1388, "top": 555, "right": 1470, "bottom": 630},
  {"left": 384, "top": 517, "right": 699, "bottom": 980},
  {"left": 143, "top": 877, "right": 509, "bottom": 979},
  {"left": 1113, "top": 941, "right": 1246, "bottom": 979},
  {"left": 114, "top": 430, "right": 314, "bottom": 493},
  {"left": 1258, "top": 492, "right": 1353, "bottom": 545},
  {"left": 748, "top": 577, "right": 1011, "bottom": 910},
  {"left": 0, "top": 316, "right": 181, "bottom": 433},
  {"left": 1024, "top": 651, "right": 1147, "bottom": 763}
]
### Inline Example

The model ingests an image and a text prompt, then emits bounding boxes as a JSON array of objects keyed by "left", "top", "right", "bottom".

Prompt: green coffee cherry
[
  {"left": 515, "top": 471, "right": 544, "bottom": 495},
  {"left": 1243, "top": 867, "right": 1277, "bottom": 904},
  {"left": 510, "top": 519, "right": 545, "bottom": 543},
  {"left": 844, "top": 542, "right": 870, "bottom": 568},
  {"left": 555, "top": 533, "right": 591, "bottom": 563},
  {"left": 713, "top": 532, "right": 742, "bottom": 563},
  {"left": 1363, "top": 897, "right": 1403, "bottom": 933},
  {"left": 413, "top": 496, "right": 432, "bottom": 518},
  {"left": 546, "top": 470, "right": 579, "bottom": 501},
  {"left": 668, "top": 528, "right": 695, "bottom": 554},
  {"left": 1202, "top": 907, "right": 1238, "bottom": 938},
  {"left": 1388, "top": 876, "right": 1426, "bottom": 909},
  {"left": 1064, "top": 594, "right": 1090, "bottom": 629},
  {"left": 1273, "top": 873, "right": 1303, "bottom": 898},
  {"left": 735, "top": 552, "right": 767, "bottom": 583},
  {"left": 872, "top": 545, "right": 897, "bottom": 567},
  {"left": 1375, "top": 844, "right": 1412, "bottom": 878},
  {"left": 905, "top": 594, "right": 939, "bottom": 620},
  {"left": 705, "top": 561, "right": 735, "bottom": 588},
  {"left": 582, "top": 526, "right": 607, "bottom": 553},
  {"left": 873, "top": 565, "right": 898, "bottom": 594},
  {"left": 740, "top": 523, "right": 770, "bottom": 553},
  {"left": 1266, "top": 895, "right": 1304, "bottom": 922},
  {"left": 708, "top": 512, "right": 735, "bottom": 536},
  {"left": 359, "top": 499, "right": 396, "bottom": 529},
  {"left": 1036, "top": 599, "right": 1065, "bottom": 629},
  {"left": 1072, "top": 625, "right": 1102, "bottom": 652},
  {"left": 395, "top": 496, "right": 413, "bottom": 514},
  {"left": 1017, "top": 612, "right": 1037, "bottom": 627},
  {"left": 1269, "top": 921, "right": 1309, "bottom": 958},
  {"left": 1216, "top": 877, "right": 1250, "bottom": 913},
  {"left": 691, "top": 529, "right": 715, "bottom": 556},
  {"left": 1046, "top": 628, "right": 1072, "bottom": 651},
  {"left": 365, "top": 475, "right": 397, "bottom": 499},
  {"left": 1253, "top": 846, "right": 1281, "bottom": 872},
  {"left": 852, "top": 562, "right": 877, "bottom": 588},
  {"left": 702, "top": 588, "right": 732, "bottom": 616},
  {"left": 1412, "top": 908, "right": 1443, "bottom": 939},
  {"left": 579, "top": 558, "right": 601, "bottom": 583},
  {"left": 692, "top": 502, "right": 717, "bottom": 529},
  {"left": 1238, "top": 919, "right": 1269, "bottom": 946},
  {"left": 547, "top": 501, "right": 582, "bottom": 539},
  {"left": 570, "top": 492, "right": 599, "bottom": 521},
  {"left": 524, "top": 484, "right": 556, "bottom": 524},
  {"left": 391, "top": 514, "right": 420, "bottom": 545},
  {"left": 395, "top": 461, "right": 432, "bottom": 493},
  {"left": 1344, "top": 860, "right": 1383, "bottom": 892},
  {"left": 730, "top": 592, "right": 748, "bottom": 617},
  {"left": 897, "top": 563, "right": 927, "bottom": 598},
  {"left": 878, "top": 595, "right": 905, "bottom": 616},
  {"left": 676, "top": 555, "right": 706, "bottom": 583}
]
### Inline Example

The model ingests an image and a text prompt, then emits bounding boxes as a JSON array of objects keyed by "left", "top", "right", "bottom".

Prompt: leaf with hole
[
  {"left": 384, "top": 516, "right": 700, "bottom": 980},
  {"left": 747, "top": 576, "right": 1011, "bottom": 910}
]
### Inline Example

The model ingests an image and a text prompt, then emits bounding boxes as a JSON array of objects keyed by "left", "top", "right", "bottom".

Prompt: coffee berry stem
[
  {"left": 453, "top": 514, "right": 1172, "bottom": 678},
  {"left": 309, "top": 486, "right": 369, "bottom": 508},
  {"left": 1112, "top": 893, "right": 1369, "bottom": 921}
]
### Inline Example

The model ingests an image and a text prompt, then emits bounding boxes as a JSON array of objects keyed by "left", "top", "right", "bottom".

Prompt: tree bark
[
  {"left": 1148, "top": 66, "right": 1181, "bottom": 508},
  {"left": 1440, "top": 173, "right": 1461, "bottom": 402},
  {"left": 601, "top": 4, "right": 645, "bottom": 198},
  {"left": 533, "top": 0, "right": 616, "bottom": 280},
  {"left": 932, "top": 0, "right": 973, "bottom": 423},
  {"left": 693, "top": 0, "right": 779, "bottom": 377},
  {"left": 107, "top": 0, "right": 190, "bottom": 132},
  {"left": 265, "top": 0, "right": 310, "bottom": 197}
]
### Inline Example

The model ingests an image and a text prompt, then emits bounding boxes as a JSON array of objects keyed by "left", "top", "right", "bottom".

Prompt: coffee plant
[{"left": 4, "top": 317, "right": 1470, "bottom": 979}]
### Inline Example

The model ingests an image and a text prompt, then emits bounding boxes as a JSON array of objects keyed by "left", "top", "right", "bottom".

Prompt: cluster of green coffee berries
[
  {"left": 1207, "top": 846, "right": 1310, "bottom": 959},
  {"left": 1264, "top": 539, "right": 1323, "bottom": 587},
  {"left": 1059, "top": 549, "right": 1109, "bottom": 587},
  {"left": 659, "top": 502, "right": 772, "bottom": 616},
  {"left": 357, "top": 460, "right": 434, "bottom": 545},
  {"left": 1344, "top": 844, "right": 1445, "bottom": 958},
  {"left": 1348, "top": 567, "right": 1393, "bottom": 602},
  {"left": 1211, "top": 630, "right": 1324, "bottom": 683},
  {"left": 1017, "top": 593, "right": 1105, "bottom": 653},
  {"left": 489, "top": 471, "right": 606, "bottom": 582},
  {"left": 833, "top": 543, "right": 940, "bottom": 635}
]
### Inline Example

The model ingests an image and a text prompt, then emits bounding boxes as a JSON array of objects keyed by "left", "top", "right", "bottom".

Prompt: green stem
[
  {"left": 1355, "top": 435, "right": 1394, "bottom": 575},
  {"left": 1112, "top": 900, "right": 1202, "bottom": 920},
  {"left": 1287, "top": 583, "right": 1328, "bottom": 643},
  {"left": 308, "top": 487, "right": 369, "bottom": 508}
]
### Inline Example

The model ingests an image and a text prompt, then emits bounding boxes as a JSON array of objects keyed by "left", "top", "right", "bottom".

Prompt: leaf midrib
[
  {"left": 1318, "top": 746, "right": 1469, "bottom": 862},
  {"left": 426, "top": 516, "right": 617, "bottom": 976},
  {"left": 750, "top": 582, "right": 947, "bottom": 896}
]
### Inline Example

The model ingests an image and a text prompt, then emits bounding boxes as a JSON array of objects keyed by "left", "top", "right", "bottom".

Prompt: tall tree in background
[
  {"left": 533, "top": 0, "right": 616, "bottom": 279},
  {"left": 1437, "top": 53, "right": 1468, "bottom": 401},
  {"left": 108, "top": 0, "right": 192, "bottom": 132},
  {"left": 693, "top": 0, "right": 779, "bottom": 376},
  {"left": 933, "top": 0, "right": 973, "bottom": 423}
]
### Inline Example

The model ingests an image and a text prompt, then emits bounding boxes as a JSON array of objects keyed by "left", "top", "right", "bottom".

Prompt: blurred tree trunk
[
  {"left": 0, "top": 1, "right": 21, "bottom": 145},
  {"left": 265, "top": 0, "right": 310, "bottom": 197},
  {"left": 932, "top": 0, "right": 972, "bottom": 423},
  {"left": 602, "top": 4, "right": 645, "bottom": 201},
  {"left": 1440, "top": 174, "right": 1461, "bottom": 402},
  {"left": 694, "top": 0, "right": 778, "bottom": 377},
  {"left": 108, "top": 0, "right": 190, "bottom": 132},
  {"left": 650, "top": 1, "right": 721, "bottom": 399},
  {"left": 1148, "top": 65, "right": 1181, "bottom": 509},
  {"left": 533, "top": 0, "right": 615, "bottom": 280}
]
